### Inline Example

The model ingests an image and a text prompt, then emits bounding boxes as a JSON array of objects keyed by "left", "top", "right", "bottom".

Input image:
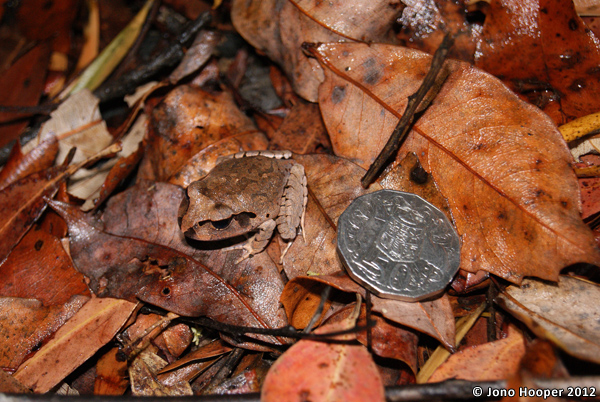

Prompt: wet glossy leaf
[
  {"left": 476, "top": 0, "right": 600, "bottom": 124},
  {"left": 313, "top": 42, "right": 600, "bottom": 284}
]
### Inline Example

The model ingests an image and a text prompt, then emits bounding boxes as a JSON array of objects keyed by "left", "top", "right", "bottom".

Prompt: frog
[{"left": 178, "top": 150, "right": 307, "bottom": 263}]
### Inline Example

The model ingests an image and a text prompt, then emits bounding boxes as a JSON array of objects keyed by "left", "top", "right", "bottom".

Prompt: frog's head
[{"left": 178, "top": 181, "right": 260, "bottom": 241}]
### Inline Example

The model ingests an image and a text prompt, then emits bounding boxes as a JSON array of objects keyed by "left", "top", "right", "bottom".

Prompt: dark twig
[
  {"left": 202, "top": 348, "right": 245, "bottom": 395},
  {"left": 303, "top": 285, "right": 332, "bottom": 333},
  {"left": 94, "top": 11, "right": 212, "bottom": 102},
  {"left": 361, "top": 34, "right": 454, "bottom": 188},
  {"left": 486, "top": 281, "right": 497, "bottom": 342},
  {"left": 0, "top": 104, "right": 58, "bottom": 115},
  {"left": 366, "top": 290, "right": 373, "bottom": 353},
  {"left": 179, "top": 316, "right": 370, "bottom": 342}
]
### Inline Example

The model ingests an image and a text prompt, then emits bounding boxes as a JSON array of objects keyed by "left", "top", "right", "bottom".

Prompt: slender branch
[
  {"left": 303, "top": 285, "right": 331, "bottom": 333},
  {"left": 361, "top": 34, "right": 454, "bottom": 188}
]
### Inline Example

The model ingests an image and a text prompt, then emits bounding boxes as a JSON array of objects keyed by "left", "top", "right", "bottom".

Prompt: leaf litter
[{"left": 0, "top": 0, "right": 599, "bottom": 399}]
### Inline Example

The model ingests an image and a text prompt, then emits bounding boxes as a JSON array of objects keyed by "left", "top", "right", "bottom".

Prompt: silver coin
[{"left": 337, "top": 189, "right": 460, "bottom": 301}]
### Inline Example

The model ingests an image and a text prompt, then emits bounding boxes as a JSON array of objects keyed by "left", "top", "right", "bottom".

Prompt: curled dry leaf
[
  {"left": 0, "top": 296, "right": 88, "bottom": 370},
  {"left": 312, "top": 42, "right": 600, "bottom": 284},
  {"left": 139, "top": 85, "right": 268, "bottom": 186},
  {"left": 281, "top": 273, "right": 455, "bottom": 350},
  {"left": 169, "top": 30, "right": 221, "bottom": 84},
  {"left": 496, "top": 275, "right": 600, "bottom": 364},
  {"left": 475, "top": 0, "right": 600, "bottom": 124},
  {"left": 101, "top": 182, "right": 287, "bottom": 336},
  {"left": 48, "top": 198, "right": 285, "bottom": 347},
  {"left": 232, "top": 0, "right": 403, "bottom": 101},
  {"left": 0, "top": 225, "right": 90, "bottom": 305},
  {"left": 14, "top": 297, "right": 136, "bottom": 393},
  {"left": 25, "top": 89, "right": 113, "bottom": 178},
  {"left": 261, "top": 309, "right": 385, "bottom": 402},
  {"left": 428, "top": 325, "right": 526, "bottom": 383}
]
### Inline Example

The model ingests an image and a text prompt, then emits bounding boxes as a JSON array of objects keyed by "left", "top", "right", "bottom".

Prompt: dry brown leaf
[
  {"left": 267, "top": 102, "right": 332, "bottom": 155},
  {"left": 0, "top": 165, "right": 70, "bottom": 264},
  {"left": 261, "top": 308, "right": 385, "bottom": 402},
  {"left": 0, "top": 296, "right": 88, "bottom": 370},
  {"left": 325, "top": 303, "right": 419, "bottom": 374},
  {"left": 0, "top": 44, "right": 50, "bottom": 148},
  {"left": 101, "top": 182, "right": 288, "bottom": 338},
  {"left": 129, "top": 348, "right": 193, "bottom": 396},
  {"left": 281, "top": 273, "right": 455, "bottom": 349},
  {"left": 0, "top": 370, "right": 30, "bottom": 393},
  {"left": 94, "top": 347, "right": 129, "bottom": 395},
  {"left": 14, "top": 297, "right": 137, "bottom": 393},
  {"left": 26, "top": 89, "right": 113, "bottom": 176},
  {"left": 0, "top": 136, "right": 58, "bottom": 191},
  {"left": 428, "top": 325, "right": 525, "bottom": 383},
  {"left": 232, "top": 0, "right": 402, "bottom": 101},
  {"left": 282, "top": 154, "right": 381, "bottom": 279},
  {"left": 169, "top": 30, "right": 220, "bottom": 84},
  {"left": 139, "top": 85, "right": 268, "bottom": 185},
  {"left": 312, "top": 42, "right": 600, "bottom": 284},
  {"left": 0, "top": 225, "right": 90, "bottom": 305},
  {"left": 49, "top": 198, "right": 286, "bottom": 348},
  {"left": 497, "top": 275, "right": 600, "bottom": 364}
]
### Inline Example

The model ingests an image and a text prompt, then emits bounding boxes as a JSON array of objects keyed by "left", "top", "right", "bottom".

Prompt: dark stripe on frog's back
[{"left": 205, "top": 156, "right": 292, "bottom": 218}]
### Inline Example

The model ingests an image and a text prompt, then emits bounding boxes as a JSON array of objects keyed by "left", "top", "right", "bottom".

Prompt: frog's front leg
[{"left": 229, "top": 219, "right": 277, "bottom": 263}]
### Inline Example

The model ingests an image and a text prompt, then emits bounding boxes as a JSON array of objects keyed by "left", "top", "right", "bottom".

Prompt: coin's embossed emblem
[{"left": 337, "top": 190, "right": 461, "bottom": 301}]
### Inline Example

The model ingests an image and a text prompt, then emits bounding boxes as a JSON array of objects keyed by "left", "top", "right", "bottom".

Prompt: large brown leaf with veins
[
  {"left": 47, "top": 199, "right": 285, "bottom": 347},
  {"left": 313, "top": 42, "right": 600, "bottom": 284},
  {"left": 231, "top": 0, "right": 403, "bottom": 101}
]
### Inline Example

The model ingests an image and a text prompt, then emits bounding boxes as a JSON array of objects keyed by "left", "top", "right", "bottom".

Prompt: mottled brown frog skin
[{"left": 179, "top": 151, "right": 307, "bottom": 262}]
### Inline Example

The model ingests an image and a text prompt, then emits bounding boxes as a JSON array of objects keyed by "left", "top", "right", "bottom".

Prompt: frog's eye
[{"left": 211, "top": 218, "right": 232, "bottom": 230}]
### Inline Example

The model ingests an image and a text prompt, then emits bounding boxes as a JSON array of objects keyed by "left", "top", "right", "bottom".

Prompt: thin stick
[
  {"left": 361, "top": 34, "right": 454, "bottom": 188},
  {"left": 303, "top": 285, "right": 332, "bottom": 334}
]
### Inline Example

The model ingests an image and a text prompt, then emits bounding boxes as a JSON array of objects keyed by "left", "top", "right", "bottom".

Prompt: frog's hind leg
[
  {"left": 277, "top": 163, "right": 308, "bottom": 262},
  {"left": 227, "top": 219, "right": 276, "bottom": 263}
]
